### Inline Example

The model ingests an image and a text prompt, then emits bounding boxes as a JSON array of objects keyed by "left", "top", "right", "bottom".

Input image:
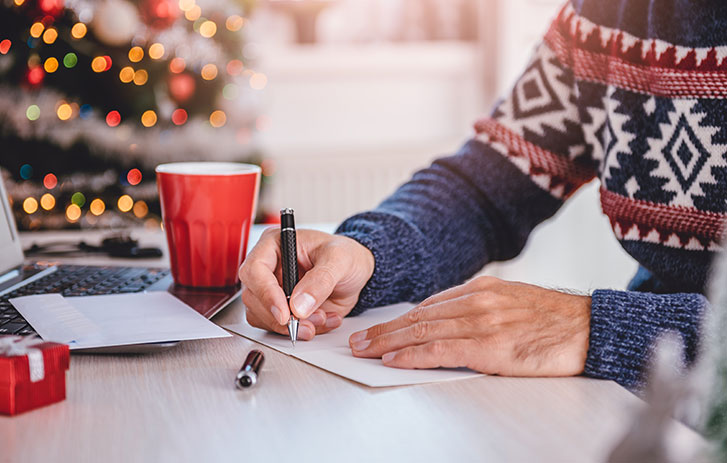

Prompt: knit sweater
[{"left": 335, "top": 0, "right": 727, "bottom": 391}]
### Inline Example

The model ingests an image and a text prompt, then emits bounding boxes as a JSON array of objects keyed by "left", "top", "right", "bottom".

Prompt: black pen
[
  {"left": 280, "top": 208, "right": 299, "bottom": 346},
  {"left": 236, "top": 350, "right": 265, "bottom": 389}
]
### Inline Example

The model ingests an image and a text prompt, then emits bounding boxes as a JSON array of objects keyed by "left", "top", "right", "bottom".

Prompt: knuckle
[
  {"left": 471, "top": 275, "right": 499, "bottom": 290},
  {"left": 315, "top": 265, "right": 338, "bottom": 288},
  {"left": 427, "top": 340, "right": 447, "bottom": 357},
  {"left": 240, "top": 289, "right": 254, "bottom": 307},
  {"left": 238, "top": 264, "right": 250, "bottom": 284},
  {"left": 406, "top": 306, "right": 425, "bottom": 324},
  {"left": 411, "top": 321, "right": 430, "bottom": 341}
]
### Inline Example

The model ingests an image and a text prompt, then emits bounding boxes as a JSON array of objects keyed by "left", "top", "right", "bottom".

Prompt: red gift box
[{"left": 0, "top": 336, "right": 70, "bottom": 416}]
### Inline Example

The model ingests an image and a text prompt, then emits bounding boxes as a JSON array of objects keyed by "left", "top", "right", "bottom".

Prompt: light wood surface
[{"left": 0, "top": 228, "right": 707, "bottom": 463}]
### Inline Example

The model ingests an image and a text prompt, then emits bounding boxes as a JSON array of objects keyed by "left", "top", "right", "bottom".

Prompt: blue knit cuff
[{"left": 585, "top": 289, "right": 707, "bottom": 391}]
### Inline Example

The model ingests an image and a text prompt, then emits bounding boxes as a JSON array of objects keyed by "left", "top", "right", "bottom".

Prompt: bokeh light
[
  {"left": 169, "top": 57, "right": 185, "bottom": 73},
  {"left": 26, "top": 104, "right": 40, "bottom": 121},
  {"left": 43, "top": 173, "right": 57, "bottom": 189},
  {"left": 71, "top": 22, "right": 87, "bottom": 39},
  {"left": 249, "top": 73, "right": 267, "bottom": 90},
  {"left": 71, "top": 192, "right": 86, "bottom": 207},
  {"left": 222, "top": 83, "right": 238, "bottom": 100},
  {"left": 23, "top": 197, "right": 38, "bottom": 214},
  {"left": 117, "top": 195, "right": 133, "bottom": 212},
  {"left": 119, "top": 66, "right": 134, "bottom": 83},
  {"left": 27, "top": 66, "right": 44, "bottom": 85},
  {"left": 226, "top": 59, "right": 243, "bottom": 76},
  {"left": 209, "top": 110, "right": 226, "bottom": 128},
  {"left": 171, "top": 108, "right": 187, "bottom": 125},
  {"left": 178, "top": 0, "right": 195, "bottom": 11},
  {"left": 106, "top": 110, "right": 121, "bottom": 127},
  {"left": 30, "top": 22, "right": 44, "bottom": 38},
  {"left": 90, "top": 198, "right": 105, "bottom": 216},
  {"left": 128, "top": 46, "right": 144, "bottom": 63},
  {"left": 199, "top": 20, "right": 217, "bottom": 38},
  {"left": 66, "top": 204, "right": 81, "bottom": 222},
  {"left": 133, "top": 200, "right": 149, "bottom": 218},
  {"left": 0, "top": 40, "right": 11, "bottom": 55},
  {"left": 226, "top": 15, "right": 244, "bottom": 31},
  {"left": 127, "top": 168, "right": 142, "bottom": 185},
  {"left": 43, "top": 57, "right": 58, "bottom": 73},
  {"left": 201, "top": 63, "right": 217, "bottom": 80},
  {"left": 42, "top": 27, "right": 57, "bottom": 44},
  {"left": 56, "top": 103, "right": 72, "bottom": 120},
  {"left": 141, "top": 110, "right": 157, "bottom": 127},
  {"left": 20, "top": 164, "right": 33, "bottom": 179},
  {"left": 148, "top": 43, "right": 165, "bottom": 60},
  {"left": 91, "top": 56, "right": 109, "bottom": 72},
  {"left": 63, "top": 53, "right": 77, "bottom": 68},
  {"left": 40, "top": 193, "right": 55, "bottom": 210},
  {"left": 184, "top": 5, "right": 201, "bottom": 21},
  {"left": 133, "top": 69, "right": 148, "bottom": 85}
]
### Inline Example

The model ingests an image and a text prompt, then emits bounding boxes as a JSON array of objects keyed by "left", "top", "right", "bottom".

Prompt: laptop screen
[{"left": 0, "top": 176, "right": 25, "bottom": 274}]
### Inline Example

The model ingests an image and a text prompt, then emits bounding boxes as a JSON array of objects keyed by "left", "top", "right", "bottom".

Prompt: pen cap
[{"left": 280, "top": 209, "right": 295, "bottom": 229}]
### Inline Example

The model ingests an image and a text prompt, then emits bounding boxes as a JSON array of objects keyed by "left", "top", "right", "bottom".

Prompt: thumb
[{"left": 290, "top": 264, "right": 344, "bottom": 319}]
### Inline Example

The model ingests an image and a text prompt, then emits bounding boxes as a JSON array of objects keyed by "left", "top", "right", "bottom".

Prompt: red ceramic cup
[{"left": 156, "top": 162, "right": 261, "bottom": 288}]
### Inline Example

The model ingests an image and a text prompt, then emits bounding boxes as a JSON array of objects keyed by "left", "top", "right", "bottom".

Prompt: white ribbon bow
[{"left": 0, "top": 335, "right": 46, "bottom": 382}]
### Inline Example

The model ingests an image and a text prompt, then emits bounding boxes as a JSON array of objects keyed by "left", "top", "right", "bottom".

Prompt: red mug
[{"left": 156, "top": 162, "right": 261, "bottom": 288}]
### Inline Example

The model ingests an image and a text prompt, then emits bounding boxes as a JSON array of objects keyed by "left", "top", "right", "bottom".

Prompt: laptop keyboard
[{"left": 0, "top": 265, "right": 171, "bottom": 336}]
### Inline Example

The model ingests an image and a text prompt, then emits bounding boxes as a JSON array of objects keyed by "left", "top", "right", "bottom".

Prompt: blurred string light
[
  {"left": 133, "top": 200, "right": 148, "bottom": 218},
  {"left": 14, "top": 0, "right": 25, "bottom": 5},
  {"left": 71, "top": 23, "right": 87, "bottom": 39},
  {"left": 79, "top": 104, "right": 92, "bottom": 118},
  {"left": 141, "top": 110, "right": 157, "bottom": 127},
  {"left": 127, "top": 168, "right": 142, "bottom": 185},
  {"left": 226, "top": 59, "right": 243, "bottom": 76},
  {"left": 66, "top": 204, "right": 81, "bottom": 222},
  {"left": 56, "top": 102, "right": 72, "bottom": 120},
  {"left": 185, "top": 5, "right": 201, "bottom": 21},
  {"left": 43, "top": 173, "right": 57, "bottom": 189},
  {"left": 63, "top": 52, "right": 77, "bottom": 68},
  {"left": 71, "top": 192, "right": 86, "bottom": 207},
  {"left": 20, "top": 164, "right": 33, "bottom": 179},
  {"left": 249, "top": 73, "right": 267, "bottom": 90},
  {"left": 30, "top": 22, "right": 44, "bottom": 38},
  {"left": 40, "top": 193, "right": 55, "bottom": 210},
  {"left": 119, "top": 66, "right": 134, "bottom": 83},
  {"left": 0, "top": 40, "right": 11, "bottom": 55},
  {"left": 133, "top": 69, "right": 148, "bottom": 85},
  {"left": 209, "top": 110, "right": 226, "bottom": 128},
  {"left": 42, "top": 27, "right": 57, "bottom": 44},
  {"left": 27, "top": 66, "right": 44, "bottom": 85},
  {"left": 148, "top": 43, "right": 164, "bottom": 59},
  {"left": 171, "top": 108, "right": 187, "bottom": 125},
  {"left": 128, "top": 46, "right": 143, "bottom": 62},
  {"left": 117, "top": 195, "right": 133, "bottom": 212},
  {"left": 43, "top": 57, "right": 58, "bottom": 73},
  {"left": 199, "top": 20, "right": 216, "bottom": 38},
  {"left": 226, "top": 15, "right": 244, "bottom": 31},
  {"left": 23, "top": 197, "right": 38, "bottom": 214},
  {"left": 91, "top": 56, "right": 112, "bottom": 72},
  {"left": 200, "top": 63, "right": 217, "bottom": 80},
  {"left": 106, "top": 110, "right": 121, "bottom": 127},
  {"left": 178, "top": 0, "right": 195, "bottom": 11},
  {"left": 26, "top": 104, "right": 40, "bottom": 121},
  {"left": 89, "top": 198, "right": 105, "bottom": 216},
  {"left": 222, "top": 83, "right": 238, "bottom": 100},
  {"left": 169, "top": 57, "right": 185, "bottom": 73}
]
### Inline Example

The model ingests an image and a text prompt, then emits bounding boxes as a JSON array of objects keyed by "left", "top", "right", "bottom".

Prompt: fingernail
[
  {"left": 307, "top": 313, "right": 325, "bottom": 326},
  {"left": 271, "top": 306, "right": 284, "bottom": 323},
  {"left": 352, "top": 339, "right": 371, "bottom": 351},
  {"left": 292, "top": 293, "right": 316, "bottom": 318},
  {"left": 325, "top": 316, "right": 341, "bottom": 329},
  {"left": 349, "top": 331, "right": 367, "bottom": 343},
  {"left": 382, "top": 352, "right": 396, "bottom": 363},
  {"left": 298, "top": 325, "right": 314, "bottom": 340}
]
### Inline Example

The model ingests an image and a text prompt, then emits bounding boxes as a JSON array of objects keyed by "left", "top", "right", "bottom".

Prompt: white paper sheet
[
  {"left": 223, "top": 303, "right": 483, "bottom": 387},
  {"left": 11, "top": 292, "right": 231, "bottom": 350}
]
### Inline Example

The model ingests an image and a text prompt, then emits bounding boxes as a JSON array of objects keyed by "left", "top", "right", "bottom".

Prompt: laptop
[{"left": 0, "top": 176, "right": 241, "bottom": 352}]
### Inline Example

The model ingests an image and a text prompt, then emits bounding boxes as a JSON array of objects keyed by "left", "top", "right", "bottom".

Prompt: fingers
[
  {"left": 289, "top": 259, "right": 348, "bottom": 319},
  {"left": 243, "top": 289, "right": 315, "bottom": 340},
  {"left": 418, "top": 276, "right": 500, "bottom": 308},
  {"left": 381, "top": 339, "right": 478, "bottom": 370},
  {"left": 239, "top": 229, "right": 290, "bottom": 325},
  {"left": 350, "top": 318, "right": 483, "bottom": 358}
]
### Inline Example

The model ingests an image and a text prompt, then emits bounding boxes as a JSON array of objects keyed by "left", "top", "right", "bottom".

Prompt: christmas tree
[{"left": 0, "top": 0, "right": 266, "bottom": 231}]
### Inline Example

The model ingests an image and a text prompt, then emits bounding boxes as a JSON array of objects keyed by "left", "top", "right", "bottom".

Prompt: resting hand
[
  {"left": 348, "top": 276, "right": 590, "bottom": 377},
  {"left": 239, "top": 228, "right": 374, "bottom": 341}
]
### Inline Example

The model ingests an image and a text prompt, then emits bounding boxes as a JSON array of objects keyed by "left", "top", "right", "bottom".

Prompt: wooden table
[{"left": 0, "top": 228, "right": 707, "bottom": 462}]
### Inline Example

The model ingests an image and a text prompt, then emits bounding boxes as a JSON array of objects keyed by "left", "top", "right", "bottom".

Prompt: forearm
[
  {"left": 584, "top": 289, "right": 708, "bottom": 391},
  {"left": 336, "top": 139, "right": 563, "bottom": 314}
]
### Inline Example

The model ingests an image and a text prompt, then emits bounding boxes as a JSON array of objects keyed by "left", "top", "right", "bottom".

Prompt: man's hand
[
  {"left": 348, "top": 276, "right": 590, "bottom": 377},
  {"left": 239, "top": 228, "right": 375, "bottom": 341}
]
